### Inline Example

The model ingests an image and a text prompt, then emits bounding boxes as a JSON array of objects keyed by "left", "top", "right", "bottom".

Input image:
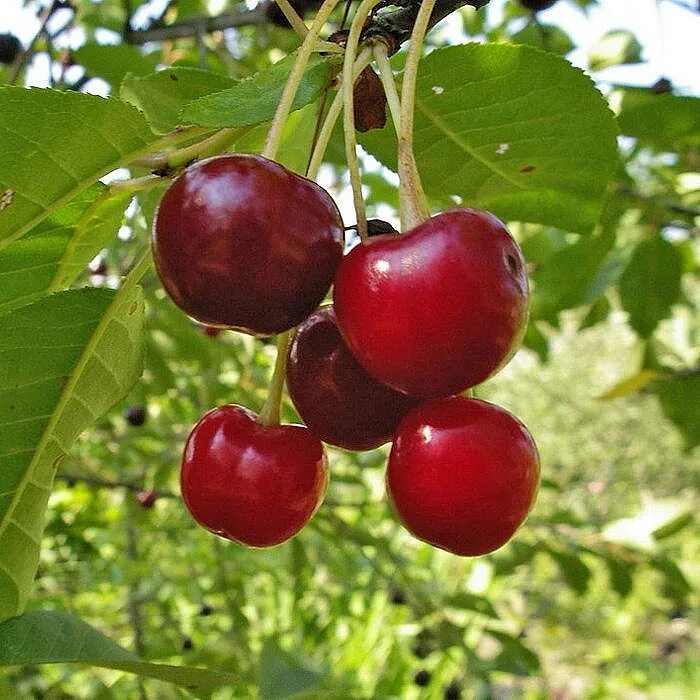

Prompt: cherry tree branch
[{"left": 124, "top": 0, "right": 490, "bottom": 49}]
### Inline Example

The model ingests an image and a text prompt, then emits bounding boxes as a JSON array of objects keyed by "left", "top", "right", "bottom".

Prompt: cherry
[
  {"left": 333, "top": 209, "right": 529, "bottom": 398},
  {"left": 136, "top": 489, "right": 157, "bottom": 508},
  {"left": 518, "top": 0, "right": 558, "bottom": 11},
  {"left": 387, "top": 396, "right": 539, "bottom": 556},
  {"left": 286, "top": 305, "right": 420, "bottom": 451},
  {"left": 181, "top": 404, "right": 328, "bottom": 547},
  {"left": 414, "top": 669, "right": 431, "bottom": 687},
  {"left": 444, "top": 681, "right": 462, "bottom": 700},
  {"left": 0, "top": 34, "right": 21, "bottom": 64},
  {"left": 152, "top": 154, "right": 344, "bottom": 335},
  {"left": 125, "top": 406, "right": 147, "bottom": 426},
  {"left": 201, "top": 325, "right": 222, "bottom": 338}
]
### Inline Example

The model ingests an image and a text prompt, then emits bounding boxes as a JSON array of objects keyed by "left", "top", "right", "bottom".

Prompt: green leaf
[
  {"left": 588, "top": 30, "right": 643, "bottom": 71},
  {"left": 0, "top": 231, "right": 70, "bottom": 315},
  {"left": 486, "top": 630, "right": 540, "bottom": 675},
  {"left": 180, "top": 54, "right": 340, "bottom": 128},
  {"left": 0, "top": 88, "right": 154, "bottom": 247},
  {"left": 652, "top": 374, "right": 700, "bottom": 450},
  {"left": 360, "top": 43, "right": 618, "bottom": 233},
  {"left": 511, "top": 23, "right": 575, "bottom": 55},
  {"left": 443, "top": 592, "right": 499, "bottom": 619},
  {"left": 0, "top": 610, "right": 238, "bottom": 698},
  {"left": 121, "top": 67, "right": 237, "bottom": 134},
  {"left": 0, "top": 191, "right": 131, "bottom": 314},
  {"left": 72, "top": 43, "right": 160, "bottom": 88},
  {"left": 531, "top": 230, "right": 615, "bottom": 322},
  {"left": 618, "top": 237, "right": 682, "bottom": 338},
  {"left": 258, "top": 639, "right": 322, "bottom": 699},
  {"left": 650, "top": 555, "right": 692, "bottom": 599},
  {"left": 598, "top": 369, "right": 661, "bottom": 399},
  {"left": 0, "top": 286, "right": 144, "bottom": 619},
  {"left": 616, "top": 88, "right": 700, "bottom": 149},
  {"left": 546, "top": 548, "right": 592, "bottom": 595},
  {"left": 580, "top": 294, "right": 611, "bottom": 330},
  {"left": 522, "top": 321, "right": 549, "bottom": 361},
  {"left": 603, "top": 556, "right": 634, "bottom": 598}
]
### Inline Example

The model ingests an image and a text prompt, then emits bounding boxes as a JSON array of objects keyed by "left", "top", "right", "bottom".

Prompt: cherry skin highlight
[
  {"left": 152, "top": 154, "right": 344, "bottom": 335},
  {"left": 333, "top": 209, "right": 529, "bottom": 398},
  {"left": 286, "top": 305, "right": 420, "bottom": 451},
  {"left": 180, "top": 404, "right": 328, "bottom": 547},
  {"left": 387, "top": 396, "right": 540, "bottom": 556}
]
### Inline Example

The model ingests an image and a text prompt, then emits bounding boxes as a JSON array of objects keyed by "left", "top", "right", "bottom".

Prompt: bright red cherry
[
  {"left": 333, "top": 209, "right": 529, "bottom": 398},
  {"left": 181, "top": 404, "right": 327, "bottom": 547},
  {"left": 153, "top": 154, "right": 344, "bottom": 335},
  {"left": 387, "top": 396, "right": 540, "bottom": 556},
  {"left": 286, "top": 305, "right": 420, "bottom": 451}
]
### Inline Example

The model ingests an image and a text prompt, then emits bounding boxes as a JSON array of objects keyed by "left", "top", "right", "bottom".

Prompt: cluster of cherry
[{"left": 152, "top": 154, "right": 539, "bottom": 557}]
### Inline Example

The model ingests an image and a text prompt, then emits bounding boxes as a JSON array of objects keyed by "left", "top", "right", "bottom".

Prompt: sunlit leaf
[
  {"left": 599, "top": 369, "right": 661, "bottom": 399},
  {"left": 588, "top": 30, "right": 643, "bottom": 71},
  {"left": 0, "top": 286, "right": 144, "bottom": 619},
  {"left": 361, "top": 43, "right": 618, "bottom": 233},
  {"left": 0, "top": 88, "right": 154, "bottom": 247},
  {"left": 180, "top": 54, "right": 340, "bottom": 128}
]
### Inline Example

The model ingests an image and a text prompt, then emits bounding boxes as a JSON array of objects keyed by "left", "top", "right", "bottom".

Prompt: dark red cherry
[
  {"left": 333, "top": 209, "right": 529, "bottom": 398},
  {"left": 136, "top": 489, "right": 157, "bottom": 508},
  {"left": 518, "top": 0, "right": 558, "bottom": 11},
  {"left": 387, "top": 396, "right": 540, "bottom": 556},
  {"left": 152, "top": 154, "right": 344, "bottom": 335},
  {"left": 181, "top": 404, "right": 327, "bottom": 547},
  {"left": 286, "top": 306, "right": 420, "bottom": 451}
]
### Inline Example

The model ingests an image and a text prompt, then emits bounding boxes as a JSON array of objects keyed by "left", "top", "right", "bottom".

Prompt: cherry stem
[
  {"left": 257, "top": 0, "right": 345, "bottom": 427},
  {"left": 258, "top": 330, "right": 292, "bottom": 426},
  {"left": 132, "top": 127, "right": 243, "bottom": 171},
  {"left": 262, "top": 0, "right": 343, "bottom": 161},
  {"left": 342, "top": 0, "right": 386, "bottom": 242},
  {"left": 307, "top": 46, "right": 374, "bottom": 180},
  {"left": 273, "top": 0, "right": 310, "bottom": 38},
  {"left": 397, "top": 0, "right": 435, "bottom": 231},
  {"left": 373, "top": 42, "right": 402, "bottom": 137}
]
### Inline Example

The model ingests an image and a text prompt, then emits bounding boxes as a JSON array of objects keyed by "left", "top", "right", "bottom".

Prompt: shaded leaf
[
  {"left": 650, "top": 555, "right": 692, "bottom": 599},
  {"left": 180, "top": 54, "right": 340, "bottom": 128},
  {"left": 121, "top": 67, "right": 237, "bottom": 134},
  {"left": 0, "top": 610, "right": 238, "bottom": 698},
  {"left": 259, "top": 639, "right": 322, "bottom": 699},
  {"left": 0, "top": 286, "right": 144, "bottom": 619},
  {"left": 619, "top": 237, "right": 682, "bottom": 337},
  {"left": 603, "top": 555, "right": 634, "bottom": 597},
  {"left": 0, "top": 88, "right": 154, "bottom": 246},
  {"left": 487, "top": 630, "right": 540, "bottom": 675},
  {"left": 531, "top": 230, "right": 615, "bottom": 322},
  {"left": 547, "top": 548, "right": 592, "bottom": 595},
  {"left": 72, "top": 43, "right": 159, "bottom": 88},
  {"left": 617, "top": 89, "right": 700, "bottom": 148},
  {"left": 361, "top": 43, "right": 618, "bottom": 233},
  {"left": 511, "top": 23, "right": 575, "bottom": 55},
  {"left": 652, "top": 374, "right": 700, "bottom": 450},
  {"left": 443, "top": 592, "right": 499, "bottom": 619}
]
